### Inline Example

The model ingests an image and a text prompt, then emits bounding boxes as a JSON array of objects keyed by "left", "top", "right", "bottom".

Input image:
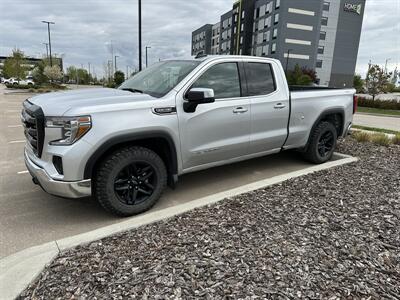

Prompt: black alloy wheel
[
  {"left": 303, "top": 121, "right": 337, "bottom": 164},
  {"left": 114, "top": 162, "right": 157, "bottom": 205},
  {"left": 317, "top": 131, "right": 335, "bottom": 158},
  {"left": 95, "top": 146, "right": 167, "bottom": 217}
]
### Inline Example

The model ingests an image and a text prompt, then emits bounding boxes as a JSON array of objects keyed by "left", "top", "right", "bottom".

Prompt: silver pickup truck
[{"left": 22, "top": 56, "right": 357, "bottom": 216}]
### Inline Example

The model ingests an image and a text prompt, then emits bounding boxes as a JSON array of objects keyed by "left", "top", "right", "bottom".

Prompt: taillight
[{"left": 353, "top": 95, "right": 358, "bottom": 114}]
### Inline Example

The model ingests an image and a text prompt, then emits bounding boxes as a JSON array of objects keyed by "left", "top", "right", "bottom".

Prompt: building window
[
  {"left": 316, "top": 60, "right": 323, "bottom": 68},
  {"left": 321, "top": 17, "right": 328, "bottom": 26},
  {"left": 262, "top": 45, "right": 269, "bottom": 56},
  {"left": 265, "top": 16, "right": 272, "bottom": 28},
  {"left": 274, "top": 14, "right": 279, "bottom": 24},
  {"left": 273, "top": 28, "right": 278, "bottom": 39},
  {"left": 323, "top": 2, "right": 330, "bottom": 11},
  {"left": 256, "top": 46, "right": 263, "bottom": 56},
  {"left": 263, "top": 31, "right": 270, "bottom": 42},
  {"left": 271, "top": 43, "right": 276, "bottom": 53},
  {"left": 257, "top": 32, "right": 263, "bottom": 44},
  {"left": 266, "top": 2, "right": 273, "bottom": 14},
  {"left": 318, "top": 46, "right": 325, "bottom": 54},
  {"left": 260, "top": 5, "right": 266, "bottom": 17},
  {"left": 320, "top": 31, "right": 327, "bottom": 40},
  {"left": 275, "top": 0, "right": 280, "bottom": 9}
]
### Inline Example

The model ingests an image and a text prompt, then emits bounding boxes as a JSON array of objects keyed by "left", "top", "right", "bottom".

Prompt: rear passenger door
[{"left": 244, "top": 61, "right": 290, "bottom": 154}]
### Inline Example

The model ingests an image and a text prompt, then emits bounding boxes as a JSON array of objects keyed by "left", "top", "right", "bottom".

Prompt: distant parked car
[{"left": 4, "top": 77, "right": 35, "bottom": 86}]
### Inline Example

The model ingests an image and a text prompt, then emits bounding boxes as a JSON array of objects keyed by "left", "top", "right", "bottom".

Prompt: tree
[
  {"left": 301, "top": 67, "right": 318, "bottom": 83},
  {"left": 353, "top": 75, "right": 364, "bottom": 93},
  {"left": 286, "top": 64, "right": 313, "bottom": 86},
  {"left": 66, "top": 66, "right": 91, "bottom": 84},
  {"left": 32, "top": 59, "right": 51, "bottom": 85},
  {"left": 114, "top": 70, "right": 125, "bottom": 86},
  {"left": 44, "top": 65, "right": 63, "bottom": 83},
  {"left": 2, "top": 49, "right": 28, "bottom": 79},
  {"left": 366, "top": 65, "right": 391, "bottom": 100}
]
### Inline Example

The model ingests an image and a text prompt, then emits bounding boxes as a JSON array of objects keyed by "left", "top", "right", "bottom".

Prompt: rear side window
[
  {"left": 245, "top": 62, "right": 276, "bottom": 96},
  {"left": 191, "top": 63, "right": 241, "bottom": 99}
]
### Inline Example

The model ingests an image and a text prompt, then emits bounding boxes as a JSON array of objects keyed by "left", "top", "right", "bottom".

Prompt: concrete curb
[
  {"left": 351, "top": 128, "right": 396, "bottom": 139},
  {"left": 0, "top": 153, "right": 358, "bottom": 300}
]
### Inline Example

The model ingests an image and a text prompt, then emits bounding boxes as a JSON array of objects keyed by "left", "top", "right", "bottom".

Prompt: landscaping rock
[{"left": 20, "top": 138, "right": 400, "bottom": 299}]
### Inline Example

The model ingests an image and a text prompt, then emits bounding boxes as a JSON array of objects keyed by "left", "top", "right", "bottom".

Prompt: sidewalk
[{"left": 354, "top": 113, "right": 400, "bottom": 132}]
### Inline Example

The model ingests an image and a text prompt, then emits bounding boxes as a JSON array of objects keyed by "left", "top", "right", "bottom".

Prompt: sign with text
[{"left": 344, "top": 3, "right": 362, "bottom": 15}]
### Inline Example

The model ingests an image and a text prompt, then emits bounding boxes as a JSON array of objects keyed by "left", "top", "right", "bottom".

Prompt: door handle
[
  {"left": 274, "top": 103, "right": 286, "bottom": 109},
  {"left": 233, "top": 107, "right": 248, "bottom": 114}
]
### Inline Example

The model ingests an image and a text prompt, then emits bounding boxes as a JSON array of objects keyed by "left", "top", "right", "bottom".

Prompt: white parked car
[{"left": 4, "top": 77, "right": 35, "bottom": 86}]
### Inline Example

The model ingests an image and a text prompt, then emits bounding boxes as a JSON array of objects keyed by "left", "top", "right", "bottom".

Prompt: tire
[
  {"left": 94, "top": 146, "right": 167, "bottom": 217},
  {"left": 303, "top": 121, "right": 337, "bottom": 164}
]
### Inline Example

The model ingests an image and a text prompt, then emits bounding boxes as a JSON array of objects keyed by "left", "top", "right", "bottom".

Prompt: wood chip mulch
[{"left": 20, "top": 138, "right": 400, "bottom": 299}]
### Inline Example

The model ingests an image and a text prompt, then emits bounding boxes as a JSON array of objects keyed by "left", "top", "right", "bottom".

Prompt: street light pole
[
  {"left": 115, "top": 55, "right": 119, "bottom": 72},
  {"left": 145, "top": 46, "right": 151, "bottom": 68},
  {"left": 285, "top": 49, "right": 292, "bottom": 74},
  {"left": 385, "top": 58, "right": 391, "bottom": 74},
  {"left": 138, "top": 0, "right": 142, "bottom": 71},
  {"left": 42, "top": 21, "right": 55, "bottom": 67},
  {"left": 43, "top": 43, "right": 49, "bottom": 59}
]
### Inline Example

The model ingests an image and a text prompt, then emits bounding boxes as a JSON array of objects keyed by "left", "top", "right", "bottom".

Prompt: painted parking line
[
  {"left": 8, "top": 140, "right": 25, "bottom": 144},
  {"left": 17, "top": 171, "right": 29, "bottom": 175},
  {"left": 7, "top": 125, "right": 23, "bottom": 128}
]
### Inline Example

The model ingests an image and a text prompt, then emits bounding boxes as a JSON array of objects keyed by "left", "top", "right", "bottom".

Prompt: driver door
[{"left": 177, "top": 61, "right": 251, "bottom": 171}]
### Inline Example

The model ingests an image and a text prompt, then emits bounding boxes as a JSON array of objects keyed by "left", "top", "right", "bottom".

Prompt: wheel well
[
  {"left": 86, "top": 136, "right": 178, "bottom": 188},
  {"left": 320, "top": 113, "right": 343, "bottom": 136}
]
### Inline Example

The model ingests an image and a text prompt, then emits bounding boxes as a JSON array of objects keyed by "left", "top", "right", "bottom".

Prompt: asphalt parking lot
[{"left": 0, "top": 84, "right": 324, "bottom": 258}]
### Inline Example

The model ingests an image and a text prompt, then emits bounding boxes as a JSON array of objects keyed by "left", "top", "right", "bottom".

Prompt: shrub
[
  {"left": 357, "top": 97, "right": 400, "bottom": 110},
  {"left": 352, "top": 131, "right": 371, "bottom": 143},
  {"left": 393, "top": 133, "right": 400, "bottom": 145},
  {"left": 370, "top": 133, "right": 391, "bottom": 146}
]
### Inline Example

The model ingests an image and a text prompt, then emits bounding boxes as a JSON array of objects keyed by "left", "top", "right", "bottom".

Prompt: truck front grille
[{"left": 21, "top": 100, "right": 45, "bottom": 157}]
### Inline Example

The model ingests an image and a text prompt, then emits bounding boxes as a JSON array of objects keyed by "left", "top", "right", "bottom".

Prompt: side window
[
  {"left": 191, "top": 63, "right": 241, "bottom": 99},
  {"left": 245, "top": 62, "right": 276, "bottom": 96}
]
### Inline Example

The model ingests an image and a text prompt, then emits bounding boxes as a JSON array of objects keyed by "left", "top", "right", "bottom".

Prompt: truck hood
[{"left": 28, "top": 88, "right": 157, "bottom": 116}]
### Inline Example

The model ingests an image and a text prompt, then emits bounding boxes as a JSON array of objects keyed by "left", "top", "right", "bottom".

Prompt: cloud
[
  {"left": 356, "top": 0, "right": 399, "bottom": 76},
  {"left": 0, "top": 0, "right": 398, "bottom": 78}
]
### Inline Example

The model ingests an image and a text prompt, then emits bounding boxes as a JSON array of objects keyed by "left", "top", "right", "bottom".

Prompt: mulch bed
[{"left": 20, "top": 138, "right": 400, "bottom": 299}]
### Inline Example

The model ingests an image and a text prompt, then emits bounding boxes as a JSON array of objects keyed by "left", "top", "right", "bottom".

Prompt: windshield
[{"left": 119, "top": 60, "right": 201, "bottom": 98}]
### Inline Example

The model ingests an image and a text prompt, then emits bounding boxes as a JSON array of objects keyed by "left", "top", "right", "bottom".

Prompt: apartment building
[{"left": 191, "top": 0, "right": 365, "bottom": 87}]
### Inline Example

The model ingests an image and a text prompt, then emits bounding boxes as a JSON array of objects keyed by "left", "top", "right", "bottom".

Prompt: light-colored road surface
[
  {"left": 354, "top": 113, "right": 400, "bottom": 131},
  {"left": 0, "top": 84, "right": 333, "bottom": 258}
]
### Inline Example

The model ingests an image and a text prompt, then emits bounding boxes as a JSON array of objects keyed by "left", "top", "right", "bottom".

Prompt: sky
[{"left": 0, "top": 0, "right": 399, "bottom": 78}]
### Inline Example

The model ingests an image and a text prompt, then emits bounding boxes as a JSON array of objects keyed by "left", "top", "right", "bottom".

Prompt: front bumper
[{"left": 25, "top": 150, "right": 92, "bottom": 198}]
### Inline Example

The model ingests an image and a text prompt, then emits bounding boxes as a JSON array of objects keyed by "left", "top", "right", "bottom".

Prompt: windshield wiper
[{"left": 121, "top": 88, "right": 144, "bottom": 94}]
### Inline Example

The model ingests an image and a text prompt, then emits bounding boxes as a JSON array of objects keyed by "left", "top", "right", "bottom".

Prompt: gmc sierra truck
[{"left": 22, "top": 56, "right": 357, "bottom": 216}]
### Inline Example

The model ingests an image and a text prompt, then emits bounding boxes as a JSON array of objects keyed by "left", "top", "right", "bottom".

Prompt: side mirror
[{"left": 184, "top": 88, "right": 215, "bottom": 113}]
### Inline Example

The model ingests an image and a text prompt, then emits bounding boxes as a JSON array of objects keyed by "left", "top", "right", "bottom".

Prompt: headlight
[{"left": 46, "top": 116, "right": 91, "bottom": 145}]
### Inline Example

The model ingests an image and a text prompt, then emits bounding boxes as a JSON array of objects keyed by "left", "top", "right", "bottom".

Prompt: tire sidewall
[
  {"left": 96, "top": 148, "right": 167, "bottom": 216},
  {"left": 312, "top": 123, "right": 337, "bottom": 163}
]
